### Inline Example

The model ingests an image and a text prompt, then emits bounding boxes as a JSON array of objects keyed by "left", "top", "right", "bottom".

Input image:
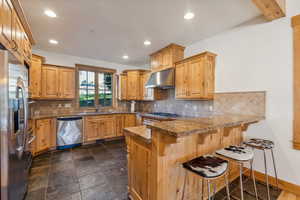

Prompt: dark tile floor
[
  {"left": 25, "top": 139, "right": 281, "bottom": 200},
  {"left": 25, "top": 140, "right": 128, "bottom": 200}
]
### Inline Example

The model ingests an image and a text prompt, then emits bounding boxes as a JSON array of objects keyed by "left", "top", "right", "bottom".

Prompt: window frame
[{"left": 75, "top": 64, "right": 116, "bottom": 109}]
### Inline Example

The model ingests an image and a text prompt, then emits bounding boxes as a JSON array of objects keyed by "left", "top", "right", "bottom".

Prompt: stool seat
[
  {"left": 244, "top": 138, "right": 274, "bottom": 149},
  {"left": 216, "top": 145, "right": 254, "bottom": 161},
  {"left": 183, "top": 155, "right": 228, "bottom": 179}
]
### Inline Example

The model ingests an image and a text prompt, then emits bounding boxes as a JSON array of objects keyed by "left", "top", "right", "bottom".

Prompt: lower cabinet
[
  {"left": 84, "top": 114, "right": 136, "bottom": 142},
  {"left": 32, "top": 118, "right": 56, "bottom": 155},
  {"left": 127, "top": 136, "right": 151, "bottom": 200}
]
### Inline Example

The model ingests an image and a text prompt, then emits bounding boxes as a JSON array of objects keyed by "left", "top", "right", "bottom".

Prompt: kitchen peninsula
[{"left": 124, "top": 114, "right": 264, "bottom": 200}]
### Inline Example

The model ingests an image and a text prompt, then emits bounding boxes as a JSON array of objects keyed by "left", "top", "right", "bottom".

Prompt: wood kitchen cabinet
[
  {"left": 40, "top": 65, "right": 75, "bottom": 99},
  {"left": 29, "top": 54, "right": 44, "bottom": 98},
  {"left": 119, "top": 70, "right": 166, "bottom": 101},
  {"left": 127, "top": 137, "right": 151, "bottom": 200},
  {"left": 125, "top": 114, "right": 136, "bottom": 127},
  {"left": 59, "top": 67, "right": 75, "bottom": 98},
  {"left": 175, "top": 51, "right": 216, "bottom": 100},
  {"left": 0, "top": 0, "right": 13, "bottom": 49},
  {"left": 84, "top": 114, "right": 136, "bottom": 142},
  {"left": 127, "top": 71, "right": 141, "bottom": 100},
  {"left": 150, "top": 43, "right": 185, "bottom": 71},
  {"left": 115, "top": 115, "right": 124, "bottom": 136},
  {"left": 119, "top": 74, "right": 127, "bottom": 100},
  {"left": 42, "top": 65, "right": 59, "bottom": 98},
  {"left": 33, "top": 118, "right": 56, "bottom": 154},
  {"left": 0, "top": 0, "right": 34, "bottom": 64},
  {"left": 84, "top": 115, "right": 116, "bottom": 142}
]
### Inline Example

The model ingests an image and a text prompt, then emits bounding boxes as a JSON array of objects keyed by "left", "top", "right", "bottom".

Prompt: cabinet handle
[{"left": 11, "top": 40, "right": 18, "bottom": 51}]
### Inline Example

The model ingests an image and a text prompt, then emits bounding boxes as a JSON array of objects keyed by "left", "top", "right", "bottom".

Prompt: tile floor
[{"left": 25, "top": 139, "right": 281, "bottom": 200}]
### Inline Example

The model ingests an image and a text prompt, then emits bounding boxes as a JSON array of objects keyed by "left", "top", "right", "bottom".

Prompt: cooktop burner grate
[{"left": 148, "top": 112, "right": 180, "bottom": 118}]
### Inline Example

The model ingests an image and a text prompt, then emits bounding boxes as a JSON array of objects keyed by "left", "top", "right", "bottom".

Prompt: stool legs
[
  {"left": 239, "top": 163, "right": 244, "bottom": 200},
  {"left": 271, "top": 149, "right": 279, "bottom": 189},
  {"left": 207, "top": 180, "right": 211, "bottom": 200},
  {"left": 263, "top": 150, "right": 271, "bottom": 200},
  {"left": 202, "top": 179, "right": 205, "bottom": 200},
  {"left": 250, "top": 159, "right": 259, "bottom": 200},
  {"left": 224, "top": 173, "right": 231, "bottom": 200}
]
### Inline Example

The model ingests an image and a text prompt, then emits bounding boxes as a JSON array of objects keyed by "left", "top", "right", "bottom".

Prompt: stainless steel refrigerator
[{"left": 0, "top": 49, "right": 34, "bottom": 200}]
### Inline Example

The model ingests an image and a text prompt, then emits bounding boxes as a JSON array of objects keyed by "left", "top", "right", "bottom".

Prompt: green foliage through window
[{"left": 78, "top": 70, "right": 113, "bottom": 107}]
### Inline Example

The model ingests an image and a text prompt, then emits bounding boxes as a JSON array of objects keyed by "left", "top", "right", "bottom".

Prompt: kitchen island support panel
[{"left": 126, "top": 125, "right": 249, "bottom": 200}]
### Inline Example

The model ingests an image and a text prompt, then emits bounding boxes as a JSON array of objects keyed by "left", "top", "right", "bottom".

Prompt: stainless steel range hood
[{"left": 145, "top": 68, "right": 174, "bottom": 89}]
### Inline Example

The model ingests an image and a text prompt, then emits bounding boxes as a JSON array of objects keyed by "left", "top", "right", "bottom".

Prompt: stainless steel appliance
[
  {"left": 56, "top": 116, "right": 83, "bottom": 150},
  {"left": 0, "top": 50, "right": 33, "bottom": 200}
]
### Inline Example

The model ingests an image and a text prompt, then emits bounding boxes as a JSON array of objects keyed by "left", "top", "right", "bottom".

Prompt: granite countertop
[
  {"left": 124, "top": 125, "right": 152, "bottom": 143},
  {"left": 30, "top": 111, "right": 136, "bottom": 120},
  {"left": 146, "top": 114, "right": 264, "bottom": 137}
]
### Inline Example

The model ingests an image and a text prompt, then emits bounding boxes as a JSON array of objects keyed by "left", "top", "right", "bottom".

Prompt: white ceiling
[{"left": 21, "top": 0, "right": 261, "bottom": 67}]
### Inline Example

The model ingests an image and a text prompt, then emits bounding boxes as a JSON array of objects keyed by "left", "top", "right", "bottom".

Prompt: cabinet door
[
  {"left": 188, "top": 58, "right": 205, "bottom": 98},
  {"left": 125, "top": 114, "right": 136, "bottom": 128},
  {"left": 129, "top": 139, "right": 151, "bottom": 200},
  {"left": 175, "top": 63, "right": 187, "bottom": 98},
  {"left": 150, "top": 54, "right": 159, "bottom": 71},
  {"left": 98, "top": 117, "right": 116, "bottom": 139},
  {"left": 84, "top": 119, "right": 100, "bottom": 142},
  {"left": 162, "top": 48, "right": 171, "bottom": 69},
  {"left": 203, "top": 55, "right": 215, "bottom": 99},
  {"left": 119, "top": 74, "right": 127, "bottom": 100},
  {"left": 11, "top": 11, "right": 23, "bottom": 58},
  {"left": 0, "top": 0, "right": 13, "bottom": 49},
  {"left": 127, "top": 71, "right": 140, "bottom": 100},
  {"left": 115, "top": 115, "right": 125, "bottom": 136},
  {"left": 35, "top": 119, "right": 52, "bottom": 152},
  {"left": 42, "top": 66, "right": 59, "bottom": 98},
  {"left": 59, "top": 68, "right": 75, "bottom": 98},
  {"left": 29, "top": 55, "right": 42, "bottom": 98}
]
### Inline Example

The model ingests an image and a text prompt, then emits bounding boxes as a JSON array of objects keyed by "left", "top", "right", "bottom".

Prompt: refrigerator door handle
[{"left": 16, "top": 77, "right": 28, "bottom": 152}]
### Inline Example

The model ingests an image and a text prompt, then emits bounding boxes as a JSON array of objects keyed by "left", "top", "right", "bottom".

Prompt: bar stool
[
  {"left": 216, "top": 145, "right": 258, "bottom": 200},
  {"left": 244, "top": 138, "right": 278, "bottom": 200},
  {"left": 183, "top": 155, "right": 231, "bottom": 200}
]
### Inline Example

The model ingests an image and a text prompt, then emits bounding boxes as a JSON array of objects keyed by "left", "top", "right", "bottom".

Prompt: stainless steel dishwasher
[{"left": 56, "top": 116, "right": 83, "bottom": 150}]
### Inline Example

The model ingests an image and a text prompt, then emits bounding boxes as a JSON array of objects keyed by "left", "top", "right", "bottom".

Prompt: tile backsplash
[
  {"left": 30, "top": 90, "right": 265, "bottom": 118},
  {"left": 136, "top": 90, "right": 265, "bottom": 117}
]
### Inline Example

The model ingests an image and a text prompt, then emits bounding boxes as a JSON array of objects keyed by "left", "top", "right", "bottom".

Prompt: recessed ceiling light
[
  {"left": 44, "top": 9, "right": 57, "bottom": 18},
  {"left": 144, "top": 40, "right": 151, "bottom": 46},
  {"left": 184, "top": 12, "right": 194, "bottom": 20},
  {"left": 122, "top": 55, "right": 129, "bottom": 59},
  {"left": 49, "top": 39, "right": 58, "bottom": 44}
]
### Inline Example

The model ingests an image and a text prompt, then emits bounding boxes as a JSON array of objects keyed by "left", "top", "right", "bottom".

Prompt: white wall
[
  {"left": 185, "top": 0, "right": 300, "bottom": 185},
  {"left": 32, "top": 49, "right": 146, "bottom": 73}
]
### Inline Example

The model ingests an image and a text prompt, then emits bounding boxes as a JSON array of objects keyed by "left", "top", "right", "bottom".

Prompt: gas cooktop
[{"left": 148, "top": 112, "right": 180, "bottom": 118}]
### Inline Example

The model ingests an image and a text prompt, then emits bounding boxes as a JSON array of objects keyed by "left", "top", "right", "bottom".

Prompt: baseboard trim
[{"left": 244, "top": 169, "right": 300, "bottom": 196}]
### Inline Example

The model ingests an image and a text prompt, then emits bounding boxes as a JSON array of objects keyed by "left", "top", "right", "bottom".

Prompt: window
[{"left": 76, "top": 65, "right": 116, "bottom": 108}]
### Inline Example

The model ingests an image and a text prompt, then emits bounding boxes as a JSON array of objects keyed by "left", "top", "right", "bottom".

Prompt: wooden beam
[{"left": 252, "top": 0, "right": 286, "bottom": 21}]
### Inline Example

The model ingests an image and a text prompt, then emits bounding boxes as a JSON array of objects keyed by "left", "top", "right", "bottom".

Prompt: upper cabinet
[
  {"left": 29, "top": 57, "right": 75, "bottom": 99},
  {"left": 127, "top": 71, "right": 142, "bottom": 100},
  {"left": 150, "top": 43, "right": 185, "bottom": 71},
  {"left": 175, "top": 52, "right": 216, "bottom": 100},
  {"left": 119, "top": 70, "right": 166, "bottom": 101},
  {"left": 29, "top": 54, "right": 44, "bottom": 98},
  {"left": 41, "top": 65, "right": 75, "bottom": 99},
  {"left": 0, "top": 0, "right": 34, "bottom": 65}
]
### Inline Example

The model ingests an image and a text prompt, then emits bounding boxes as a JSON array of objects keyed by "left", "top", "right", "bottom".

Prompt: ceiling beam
[{"left": 252, "top": 0, "right": 286, "bottom": 21}]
